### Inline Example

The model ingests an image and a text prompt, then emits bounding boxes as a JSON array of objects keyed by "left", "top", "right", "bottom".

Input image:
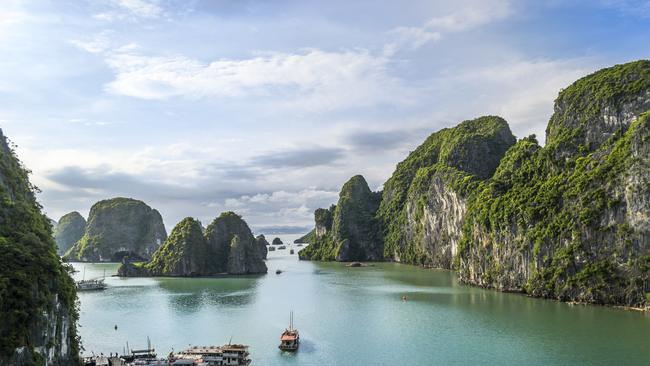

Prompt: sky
[{"left": 1, "top": 0, "right": 649, "bottom": 235}]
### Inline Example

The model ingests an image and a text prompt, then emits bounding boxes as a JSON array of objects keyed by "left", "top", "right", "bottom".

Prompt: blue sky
[{"left": 1, "top": 0, "right": 649, "bottom": 234}]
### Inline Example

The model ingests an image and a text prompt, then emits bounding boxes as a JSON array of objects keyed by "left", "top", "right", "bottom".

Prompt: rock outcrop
[
  {"left": 255, "top": 235, "right": 269, "bottom": 259},
  {"left": 299, "top": 175, "right": 382, "bottom": 261},
  {"left": 54, "top": 211, "right": 86, "bottom": 255},
  {"left": 272, "top": 237, "right": 283, "bottom": 245},
  {"left": 378, "top": 116, "right": 516, "bottom": 266},
  {"left": 65, "top": 197, "right": 167, "bottom": 262},
  {"left": 458, "top": 61, "right": 650, "bottom": 306},
  {"left": 0, "top": 129, "right": 79, "bottom": 365},
  {"left": 118, "top": 212, "right": 267, "bottom": 276}
]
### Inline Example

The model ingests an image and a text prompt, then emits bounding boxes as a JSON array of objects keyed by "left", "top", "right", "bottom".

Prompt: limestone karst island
[{"left": 1, "top": 2, "right": 649, "bottom": 366}]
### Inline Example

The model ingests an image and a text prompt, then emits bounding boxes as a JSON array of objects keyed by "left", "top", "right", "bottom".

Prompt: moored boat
[{"left": 173, "top": 344, "right": 251, "bottom": 366}]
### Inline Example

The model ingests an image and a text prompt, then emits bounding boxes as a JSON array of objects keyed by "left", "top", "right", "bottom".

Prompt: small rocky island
[
  {"left": 118, "top": 212, "right": 267, "bottom": 276},
  {"left": 54, "top": 211, "right": 86, "bottom": 255},
  {"left": 272, "top": 237, "right": 283, "bottom": 245},
  {"left": 64, "top": 197, "right": 167, "bottom": 262}
]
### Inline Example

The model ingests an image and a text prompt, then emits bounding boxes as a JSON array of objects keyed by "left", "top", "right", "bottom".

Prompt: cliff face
[
  {"left": 66, "top": 198, "right": 167, "bottom": 262},
  {"left": 0, "top": 129, "right": 79, "bottom": 365},
  {"left": 255, "top": 235, "right": 269, "bottom": 260},
  {"left": 119, "top": 212, "right": 267, "bottom": 276},
  {"left": 458, "top": 61, "right": 650, "bottom": 306},
  {"left": 379, "top": 116, "right": 516, "bottom": 266},
  {"left": 54, "top": 212, "right": 86, "bottom": 255},
  {"left": 298, "top": 61, "right": 650, "bottom": 307},
  {"left": 299, "top": 176, "right": 382, "bottom": 261}
]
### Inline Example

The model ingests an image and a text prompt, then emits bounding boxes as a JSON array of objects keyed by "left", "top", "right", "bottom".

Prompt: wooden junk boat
[
  {"left": 76, "top": 268, "right": 107, "bottom": 291},
  {"left": 278, "top": 312, "right": 299, "bottom": 352}
]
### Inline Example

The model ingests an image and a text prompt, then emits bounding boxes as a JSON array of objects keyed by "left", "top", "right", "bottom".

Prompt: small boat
[
  {"left": 279, "top": 311, "right": 299, "bottom": 352},
  {"left": 276, "top": 269, "right": 282, "bottom": 275},
  {"left": 76, "top": 267, "right": 107, "bottom": 291},
  {"left": 76, "top": 279, "right": 107, "bottom": 291}
]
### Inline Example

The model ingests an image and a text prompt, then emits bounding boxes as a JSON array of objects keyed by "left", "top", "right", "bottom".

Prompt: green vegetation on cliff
[
  {"left": 119, "top": 212, "right": 267, "bottom": 276},
  {"left": 299, "top": 175, "right": 382, "bottom": 261},
  {"left": 54, "top": 212, "right": 86, "bottom": 256},
  {"left": 145, "top": 217, "right": 208, "bottom": 276},
  {"left": 0, "top": 130, "right": 79, "bottom": 365},
  {"left": 294, "top": 229, "right": 315, "bottom": 244},
  {"left": 458, "top": 61, "right": 650, "bottom": 306},
  {"left": 378, "top": 116, "right": 516, "bottom": 264},
  {"left": 66, "top": 197, "right": 167, "bottom": 262}
]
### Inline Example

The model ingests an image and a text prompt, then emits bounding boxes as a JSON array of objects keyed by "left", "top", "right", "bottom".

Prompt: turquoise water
[{"left": 73, "top": 249, "right": 650, "bottom": 366}]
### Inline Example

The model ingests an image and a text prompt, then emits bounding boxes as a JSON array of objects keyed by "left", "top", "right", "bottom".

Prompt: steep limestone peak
[
  {"left": 66, "top": 197, "right": 167, "bottom": 262},
  {"left": 54, "top": 211, "right": 86, "bottom": 255},
  {"left": 546, "top": 60, "right": 650, "bottom": 154}
]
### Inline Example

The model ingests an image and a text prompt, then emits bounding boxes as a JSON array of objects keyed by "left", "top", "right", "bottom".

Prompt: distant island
[
  {"left": 300, "top": 60, "right": 650, "bottom": 308},
  {"left": 62, "top": 197, "right": 167, "bottom": 262},
  {"left": 118, "top": 212, "right": 268, "bottom": 277}
]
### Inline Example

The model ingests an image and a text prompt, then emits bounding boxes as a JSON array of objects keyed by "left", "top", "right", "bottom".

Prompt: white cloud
[
  {"left": 449, "top": 58, "right": 594, "bottom": 140},
  {"left": 98, "top": 47, "right": 412, "bottom": 110},
  {"left": 387, "top": 0, "right": 512, "bottom": 51},
  {"left": 69, "top": 31, "right": 114, "bottom": 54},
  {"left": 94, "top": 0, "right": 163, "bottom": 21},
  {"left": 113, "top": 0, "right": 162, "bottom": 18}
]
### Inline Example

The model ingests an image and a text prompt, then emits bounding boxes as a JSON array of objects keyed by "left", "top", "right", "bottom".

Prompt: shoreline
[{"left": 299, "top": 258, "right": 650, "bottom": 313}]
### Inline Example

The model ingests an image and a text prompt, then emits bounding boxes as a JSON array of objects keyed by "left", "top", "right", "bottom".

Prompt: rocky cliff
[
  {"left": 118, "top": 212, "right": 267, "bottom": 276},
  {"left": 298, "top": 61, "right": 650, "bottom": 307},
  {"left": 458, "top": 61, "right": 650, "bottom": 307},
  {"left": 0, "top": 129, "right": 80, "bottom": 365},
  {"left": 255, "top": 235, "right": 269, "bottom": 260},
  {"left": 54, "top": 211, "right": 86, "bottom": 256},
  {"left": 378, "top": 116, "right": 516, "bottom": 266},
  {"left": 65, "top": 197, "right": 167, "bottom": 262},
  {"left": 299, "top": 175, "right": 382, "bottom": 261}
]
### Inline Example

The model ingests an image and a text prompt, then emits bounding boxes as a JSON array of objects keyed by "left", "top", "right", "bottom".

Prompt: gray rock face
[
  {"left": 402, "top": 175, "right": 468, "bottom": 268},
  {"left": 255, "top": 235, "right": 269, "bottom": 259},
  {"left": 379, "top": 116, "right": 516, "bottom": 265},
  {"left": 315, "top": 206, "right": 334, "bottom": 238},
  {"left": 66, "top": 197, "right": 167, "bottom": 262},
  {"left": 458, "top": 61, "right": 650, "bottom": 306},
  {"left": 54, "top": 211, "right": 86, "bottom": 255}
]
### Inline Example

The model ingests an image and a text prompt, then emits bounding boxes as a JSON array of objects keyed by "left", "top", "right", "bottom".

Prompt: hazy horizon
[{"left": 2, "top": 0, "right": 650, "bottom": 232}]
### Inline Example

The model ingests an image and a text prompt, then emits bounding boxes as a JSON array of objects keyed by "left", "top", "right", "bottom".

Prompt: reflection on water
[
  {"left": 156, "top": 277, "right": 261, "bottom": 310},
  {"left": 73, "top": 254, "right": 650, "bottom": 366}
]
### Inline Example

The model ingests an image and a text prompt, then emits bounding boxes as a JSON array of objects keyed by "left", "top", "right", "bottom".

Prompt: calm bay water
[{"left": 73, "top": 247, "right": 650, "bottom": 366}]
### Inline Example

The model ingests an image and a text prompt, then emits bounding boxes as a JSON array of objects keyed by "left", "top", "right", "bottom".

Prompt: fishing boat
[
  {"left": 279, "top": 312, "right": 299, "bottom": 352},
  {"left": 174, "top": 343, "right": 251, "bottom": 366},
  {"left": 76, "top": 268, "right": 107, "bottom": 291}
]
